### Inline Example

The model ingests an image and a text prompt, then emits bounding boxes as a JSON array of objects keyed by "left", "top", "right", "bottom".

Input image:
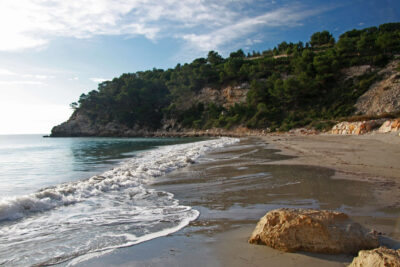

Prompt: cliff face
[
  {"left": 355, "top": 59, "right": 400, "bottom": 115},
  {"left": 195, "top": 83, "right": 249, "bottom": 108},
  {"left": 51, "top": 83, "right": 250, "bottom": 137}
]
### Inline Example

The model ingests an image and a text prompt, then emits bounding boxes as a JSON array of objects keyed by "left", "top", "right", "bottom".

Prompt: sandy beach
[{"left": 73, "top": 133, "right": 400, "bottom": 267}]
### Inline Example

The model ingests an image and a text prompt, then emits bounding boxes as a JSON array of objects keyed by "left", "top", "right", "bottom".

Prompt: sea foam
[
  {"left": 0, "top": 137, "right": 238, "bottom": 222},
  {"left": 0, "top": 137, "right": 239, "bottom": 266}
]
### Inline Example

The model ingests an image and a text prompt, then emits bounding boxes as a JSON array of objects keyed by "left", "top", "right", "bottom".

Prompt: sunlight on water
[{"left": 0, "top": 135, "right": 239, "bottom": 266}]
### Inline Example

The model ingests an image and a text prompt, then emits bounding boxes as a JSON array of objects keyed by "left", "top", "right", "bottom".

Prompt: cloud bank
[
  {"left": 0, "top": 0, "right": 322, "bottom": 53},
  {"left": 90, "top": 77, "right": 109, "bottom": 83},
  {"left": 0, "top": 68, "right": 54, "bottom": 87}
]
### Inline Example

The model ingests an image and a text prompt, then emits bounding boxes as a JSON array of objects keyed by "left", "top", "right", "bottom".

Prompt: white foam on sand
[{"left": 0, "top": 137, "right": 239, "bottom": 267}]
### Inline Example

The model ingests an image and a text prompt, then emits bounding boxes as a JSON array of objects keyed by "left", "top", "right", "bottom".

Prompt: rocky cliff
[
  {"left": 51, "top": 83, "right": 250, "bottom": 137},
  {"left": 195, "top": 83, "right": 249, "bottom": 108},
  {"left": 51, "top": 111, "right": 163, "bottom": 137},
  {"left": 355, "top": 59, "right": 400, "bottom": 116}
]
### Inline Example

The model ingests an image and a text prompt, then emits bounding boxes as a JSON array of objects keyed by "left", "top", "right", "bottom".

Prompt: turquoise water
[
  {"left": 0, "top": 135, "right": 199, "bottom": 197},
  {"left": 0, "top": 134, "right": 238, "bottom": 266}
]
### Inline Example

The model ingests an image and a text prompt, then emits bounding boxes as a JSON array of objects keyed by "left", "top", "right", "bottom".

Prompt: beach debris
[
  {"left": 248, "top": 208, "right": 378, "bottom": 254},
  {"left": 348, "top": 247, "right": 400, "bottom": 267}
]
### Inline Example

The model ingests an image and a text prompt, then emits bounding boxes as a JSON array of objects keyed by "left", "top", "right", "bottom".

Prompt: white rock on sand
[
  {"left": 348, "top": 247, "right": 400, "bottom": 267},
  {"left": 379, "top": 119, "right": 400, "bottom": 133},
  {"left": 249, "top": 208, "right": 379, "bottom": 254}
]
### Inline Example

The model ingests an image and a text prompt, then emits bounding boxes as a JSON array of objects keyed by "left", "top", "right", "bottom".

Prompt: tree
[
  {"left": 379, "top": 22, "right": 400, "bottom": 32},
  {"left": 277, "top": 41, "right": 289, "bottom": 53},
  {"left": 229, "top": 49, "right": 245, "bottom": 58},
  {"left": 336, "top": 36, "right": 355, "bottom": 56},
  {"left": 310, "top": 31, "right": 335, "bottom": 47},
  {"left": 376, "top": 33, "right": 395, "bottom": 53},
  {"left": 69, "top": 102, "right": 78, "bottom": 110},
  {"left": 207, "top": 51, "right": 224, "bottom": 65}
]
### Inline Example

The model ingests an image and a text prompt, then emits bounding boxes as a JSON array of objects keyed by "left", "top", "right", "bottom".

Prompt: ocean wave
[
  {"left": 0, "top": 137, "right": 239, "bottom": 222},
  {"left": 0, "top": 137, "right": 239, "bottom": 266}
]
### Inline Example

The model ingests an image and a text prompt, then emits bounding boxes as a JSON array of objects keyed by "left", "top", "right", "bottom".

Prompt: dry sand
[
  {"left": 262, "top": 132, "right": 400, "bottom": 211},
  {"left": 73, "top": 133, "right": 400, "bottom": 267}
]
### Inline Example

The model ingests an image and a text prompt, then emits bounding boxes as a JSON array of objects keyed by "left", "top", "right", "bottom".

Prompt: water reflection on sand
[{"left": 154, "top": 138, "right": 400, "bottom": 240}]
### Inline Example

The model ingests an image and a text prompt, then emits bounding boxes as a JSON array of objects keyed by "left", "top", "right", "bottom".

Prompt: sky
[{"left": 0, "top": 0, "right": 399, "bottom": 134}]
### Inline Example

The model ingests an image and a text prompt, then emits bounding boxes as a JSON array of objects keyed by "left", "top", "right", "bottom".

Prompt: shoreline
[
  {"left": 49, "top": 127, "right": 269, "bottom": 138},
  {"left": 68, "top": 134, "right": 400, "bottom": 267}
]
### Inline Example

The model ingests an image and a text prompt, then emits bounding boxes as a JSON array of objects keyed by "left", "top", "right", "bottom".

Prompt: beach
[{"left": 75, "top": 133, "right": 400, "bottom": 267}]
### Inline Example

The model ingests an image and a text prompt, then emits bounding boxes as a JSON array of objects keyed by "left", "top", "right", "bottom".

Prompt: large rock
[
  {"left": 249, "top": 208, "right": 378, "bottom": 254},
  {"left": 348, "top": 247, "right": 400, "bottom": 267},
  {"left": 331, "top": 120, "right": 385, "bottom": 135},
  {"left": 379, "top": 119, "right": 400, "bottom": 133}
]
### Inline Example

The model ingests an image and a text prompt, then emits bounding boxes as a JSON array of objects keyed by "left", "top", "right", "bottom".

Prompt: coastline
[{"left": 68, "top": 134, "right": 400, "bottom": 267}]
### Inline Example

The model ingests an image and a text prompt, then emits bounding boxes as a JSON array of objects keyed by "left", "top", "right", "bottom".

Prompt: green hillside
[{"left": 65, "top": 23, "right": 400, "bottom": 133}]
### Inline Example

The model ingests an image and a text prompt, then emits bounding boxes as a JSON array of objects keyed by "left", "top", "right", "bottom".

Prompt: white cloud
[
  {"left": 0, "top": 69, "right": 54, "bottom": 87},
  {"left": 0, "top": 1, "right": 328, "bottom": 53},
  {"left": 182, "top": 7, "right": 322, "bottom": 52},
  {"left": 69, "top": 77, "right": 79, "bottom": 81},
  {"left": 0, "top": 80, "right": 45, "bottom": 86},
  {"left": 90, "top": 77, "right": 109, "bottom": 83},
  {"left": 22, "top": 74, "right": 55, "bottom": 80},
  {"left": 0, "top": 68, "right": 16, "bottom": 76}
]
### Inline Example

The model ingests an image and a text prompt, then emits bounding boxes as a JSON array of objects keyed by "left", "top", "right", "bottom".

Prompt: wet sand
[{"left": 73, "top": 135, "right": 400, "bottom": 267}]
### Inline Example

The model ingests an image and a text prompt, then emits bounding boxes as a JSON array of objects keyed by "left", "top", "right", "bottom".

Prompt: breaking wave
[{"left": 0, "top": 137, "right": 239, "bottom": 266}]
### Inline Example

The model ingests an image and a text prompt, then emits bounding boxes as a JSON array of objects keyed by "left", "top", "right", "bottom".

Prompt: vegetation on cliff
[{"left": 63, "top": 22, "right": 400, "bottom": 134}]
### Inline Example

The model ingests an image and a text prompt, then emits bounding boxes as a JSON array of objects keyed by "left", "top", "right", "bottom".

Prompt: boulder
[
  {"left": 331, "top": 120, "right": 385, "bottom": 135},
  {"left": 379, "top": 119, "right": 400, "bottom": 133},
  {"left": 348, "top": 247, "right": 400, "bottom": 267},
  {"left": 249, "top": 208, "right": 378, "bottom": 254}
]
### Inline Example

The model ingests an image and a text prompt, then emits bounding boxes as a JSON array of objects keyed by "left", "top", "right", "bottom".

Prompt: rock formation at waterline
[{"left": 249, "top": 208, "right": 379, "bottom": 254}]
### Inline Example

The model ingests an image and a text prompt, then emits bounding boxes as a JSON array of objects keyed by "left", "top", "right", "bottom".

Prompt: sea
[{"left": 0, "top": 134, "right": 238, "bottom": 266}]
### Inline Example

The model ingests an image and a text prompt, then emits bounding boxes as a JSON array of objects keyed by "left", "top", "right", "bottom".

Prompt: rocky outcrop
[
  {"left": 195, "top": 83, "right": 249, "bottom": 108},
  {"left": 248, "top": 208, "right": 378, "bottom": 254},
  {"left": 51, "top": 112, "right": 154, "bottom": 137},
  {"left": 51, "top": 112, "right": 266, "bottom": 137},
  {"left": 379, "top": 119, "right": 400, "bottom": 133},
  {"left": 331, "top": 120, "right": 385, "bottom": 135},
  {"left": 52, "top": 82, "right": 251, "bottom": 137},
  {"left": 342, "top": 65, "right": 373, "bottom": 80},
  {"left": 348, "top": 247, "right": 400, "bottom": 267},
  {"left": 51, "top": 112, "right": 97, "bottom": 136},
  {"left": 355, "top": 60, "right": 400, "bottom": 116}
]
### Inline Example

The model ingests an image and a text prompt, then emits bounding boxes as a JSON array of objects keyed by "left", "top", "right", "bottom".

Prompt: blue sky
[{"left": 0, "top": 0, "right": 399, "bottom": 134}]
